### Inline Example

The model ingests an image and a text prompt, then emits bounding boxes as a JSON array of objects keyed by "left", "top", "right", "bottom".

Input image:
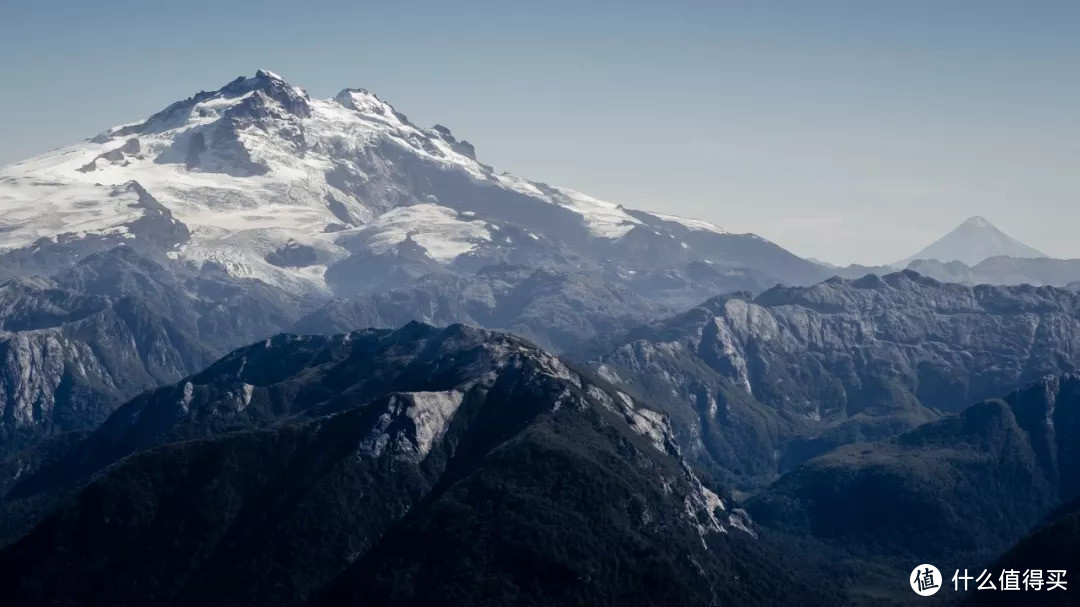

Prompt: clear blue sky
[{"left": 1, "top": 0, "right": 1077, "bottom": 264}]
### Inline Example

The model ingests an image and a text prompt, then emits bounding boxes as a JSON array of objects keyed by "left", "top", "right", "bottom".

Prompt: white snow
[
  {"left": 645, "top": 211, "right": 728, "bottom": 235},
  {"left": 549, "top": 187, "right": 641, "bottom": 239},
  {"left": 0, "top": 70, "right": 745, "bottom": 293},
  {"left": 342, "top": 204, "right": 492, "bottom": 262},
  {"left": 257, "top": 68, "right": 285, "bottom": 81},
  {"left": 0, "top": 179, "right": 146, "bottom": 248},
  {"left": 493, "top": 172, "right": 546, "bottom": 197}
]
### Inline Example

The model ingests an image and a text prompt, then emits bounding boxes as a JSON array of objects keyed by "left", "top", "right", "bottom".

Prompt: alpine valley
[{"left": 1, "top": 70, "right": 1078, "bottom": 606}]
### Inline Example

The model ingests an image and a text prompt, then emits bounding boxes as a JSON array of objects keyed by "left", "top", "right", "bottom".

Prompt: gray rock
[
  {"left": 0, "top": 246, "right": 304, "bottom": 458},
  {"left": 591, "top": 270, "right": 1080, "bottom": 486}
]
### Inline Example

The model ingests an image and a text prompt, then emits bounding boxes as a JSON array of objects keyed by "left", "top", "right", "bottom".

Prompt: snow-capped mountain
[
  {"left": 898, "top": 216, "right": 1046, "bottom": 267},
  {"left": 0, "top": 70, "right": 825, "bottom": 294}
]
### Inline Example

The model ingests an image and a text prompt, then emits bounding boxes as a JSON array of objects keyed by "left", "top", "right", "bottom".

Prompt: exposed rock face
[
  {"left": 0, "top": 297, "right": 208, "bottom": 429},
  {"left": 590, "top": 271, "right": 1080, "bottom": 485},
  {"left": 0, "top": 243, "right": 770, "bottom": 472},
  {"left": 0, "top": 247, "right": 303, "bottom": 458},
  {"left": 0, "top": 323, "right": 831, "bottom": 607},
  {"left": 265, "top": 241, "right": 320, "bottom": 268}
]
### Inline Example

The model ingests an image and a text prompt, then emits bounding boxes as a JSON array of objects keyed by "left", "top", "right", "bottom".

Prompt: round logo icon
[{"left": 910, "top": 564, "right": 942, "bottom": 597}]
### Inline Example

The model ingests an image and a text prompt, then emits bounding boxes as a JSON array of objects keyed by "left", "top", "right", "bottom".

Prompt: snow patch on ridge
[
  {"left": 645, "top": 211, "right": 727, "bottom": 235},
  {"left": 0, "top": 180, "right": 146, "bottom": 249},
  {"left": 343, "top": 204, "right": 492, "bottom": 261},
  {"left": 549, "top": 187, "right": 641, "bottom": 239}
]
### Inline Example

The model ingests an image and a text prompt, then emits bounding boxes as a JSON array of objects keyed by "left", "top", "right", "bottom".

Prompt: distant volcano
[{"left": 898, "top": 216, "right": 1046, "bottom": 266}]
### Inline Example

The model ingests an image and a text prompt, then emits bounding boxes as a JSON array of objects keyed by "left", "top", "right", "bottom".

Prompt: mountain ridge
[
  {"left": 748, "top": 372, "right": 1080, "bottom": 603},
  {"left": 0, "top": 70, "right": 827, "bottom": 295},
  {"left": 0, "top": 322, "right": 835, "bottom": 606},
  {"left": 589, "top": 269, "right": 1080, "bottom": 487}
]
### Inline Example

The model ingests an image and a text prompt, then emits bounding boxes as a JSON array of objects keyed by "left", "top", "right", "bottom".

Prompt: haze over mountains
[
  {"left": 1, "top": 68, "right": 1068, "bottom": 293},
  {"left": 1, "top": 69, "right": 1079, "bottom": 605},
  {"left": 900, "top": 215, "right": 1047, "bottom": 267},
  {"left": 826, "top": 215, "right": 1080, "bottom": 288},
  {"left": 590, "top": 271, "right": 1080, "bottom": 486}
]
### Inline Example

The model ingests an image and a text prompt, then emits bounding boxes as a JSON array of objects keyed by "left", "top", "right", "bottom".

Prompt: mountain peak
[
  {"left": 254, "top": 68, "right": 286, "bottom": 82},
  {"left": 0, "top": 71, "right": 823, "bottom": 296},
  {"left": 216, "top": 69, "right": 303, "bottom": 99},
  {"left": 961, "top": 215, "right": 993, "bottom": 228},
  {"left": 899, "top": 216, "right": 1046, "bottom": 267},
  {"left": 333, "top": 87, "right": 394, "bottom": 113}
]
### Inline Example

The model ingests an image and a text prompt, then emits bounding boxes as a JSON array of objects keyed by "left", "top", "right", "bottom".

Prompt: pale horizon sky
[{"left": 1, "top": 1, "right": 1077, "bottom": 265}]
